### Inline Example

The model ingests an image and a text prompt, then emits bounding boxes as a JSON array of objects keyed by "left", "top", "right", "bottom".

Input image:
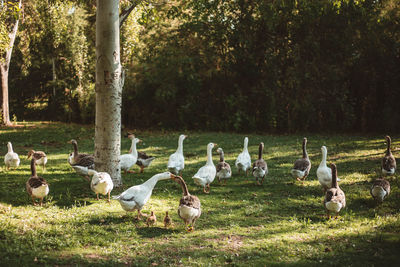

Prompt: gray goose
[
  {"left": 135, "top": 151, "right": 156, "bottom": 173},
  {"left": 68, "top": 139, "right": 94, "bottom": 177},
  {"left": 68, "top": 139, "right": 94, "bottom": 167},
  {"left": 370, "top": 178, "right": 390, "bottom": 203},
  {"left": 26, "top": 157, "right": 49, "bottom": 206},
  {"left": 173, "top": 176, "right": 201, "bottom": 231},
  {"left": 216, "top": 148, "right": 232, "bottom": 185},
  {"left": 27, "top": 150, "right": 47, "bottom": 171},
  {"left": 381, "top": 136, "right": 396, "bottom": 176},
  {"left": 324, "top": 163, "right": 346, "bottom": 218},
  {"left": 291, "top": 137, "right": 311, "bottom": 181},
  {"left": 252, "top": 142, "right": 268, "bottom": 185}
]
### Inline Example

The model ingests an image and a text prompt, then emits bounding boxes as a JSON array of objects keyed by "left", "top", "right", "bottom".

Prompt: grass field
[{"left": 0, "top": 122, "right": 399, "bottom": 266}]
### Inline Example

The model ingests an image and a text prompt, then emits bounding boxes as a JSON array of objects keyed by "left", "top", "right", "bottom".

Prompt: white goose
[
  {"left": 167, "top": 134, "right": 186, "bottom": 175},
  {"left": 113, "top": 172, "right": 176, "bottom": 220},
  {"left": 317, "top": 146, "right": 340, "bottom": 190},
  {"left": 4, "top": 142, "right": 20, "bottom": 170},
  {"left": 192, "top": 143, "right": 217, "bottom": 193},
  {"left": 120, "top": 134, "right": 140, "bottom": 174},
  {"left": 235, "top": 137, "right": 251, "bottom": 176},
  {"left": 88, "top": 170, "right": 114, "bottom": 202}
]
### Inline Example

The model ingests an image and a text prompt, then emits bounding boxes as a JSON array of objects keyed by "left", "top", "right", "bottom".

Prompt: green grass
[{"left": 0, "top": 122, "right": 399, "bottom": 266}]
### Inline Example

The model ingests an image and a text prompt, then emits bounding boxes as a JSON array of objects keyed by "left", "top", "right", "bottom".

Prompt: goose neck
[
  {"left": 7, "top": 142, "right": 13, "bottom": 153},
  {"left": 176, "top": 139, "right": 184, "bottom": 154},
  {"left": 219, "top": 150, "right": 225, "bottom": 163},
  {"left": 386, "top": 137, "right": 392, "bottom": 155},
  {"left": 30, "top": 158, "right": 37, "bottom": 177},
  {"left": 206, "top": 146, "right": 214, "bottom": 165},
  {"left": 72, "top": 141, "right": 78, "bottom": 157},
  {"left": 258, "top": 143, "right": 264, "bottom": 160},
  {"left": 320, "top": 148, "right": 327, "bottom": 166},
  {"left": 130, "top": 139, "right": 138, "bottom": 156},
  {"left": 143, "top": 173, "right": 171, "bottom": 189},
  {"left": 331, "top": 166, "right": 338, "bottom": 188},
  {"left": 302, "top": 141, "right": 308, "bottom": 159},
  {"left": 176, "top": 176, "right": 189, "bottom": 196}
]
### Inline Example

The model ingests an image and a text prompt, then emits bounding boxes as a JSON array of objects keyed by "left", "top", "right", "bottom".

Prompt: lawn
[{"left": 0, "top": 122, "right": 399, "bottom": 266}]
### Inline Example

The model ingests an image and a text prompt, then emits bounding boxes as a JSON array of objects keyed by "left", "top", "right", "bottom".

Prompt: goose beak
[
  {"left": 213, "top": 143, "right": 217, "bottom": 147},
  {"left": 170, "top": 173, "right": 177, "bottom": 180}
]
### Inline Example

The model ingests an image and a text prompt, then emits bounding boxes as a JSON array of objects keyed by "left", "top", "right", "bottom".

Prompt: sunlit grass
[{"left": 0, "top": 122, "right": 399, "bottom": 266}]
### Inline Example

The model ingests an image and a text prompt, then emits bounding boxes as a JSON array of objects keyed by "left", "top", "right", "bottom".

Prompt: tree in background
[{"left": 0, "top": 0, "right": 21, "bottom": 126}]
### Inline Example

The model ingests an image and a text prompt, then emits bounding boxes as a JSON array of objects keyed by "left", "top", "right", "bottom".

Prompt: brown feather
[{"left": 370, "top": 178, "right": 391, "bottom": 199}]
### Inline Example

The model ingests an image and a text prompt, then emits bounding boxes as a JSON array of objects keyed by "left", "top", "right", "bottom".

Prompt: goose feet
[{"left": 203, "top": 184, "right": 210, "bottom": 194}]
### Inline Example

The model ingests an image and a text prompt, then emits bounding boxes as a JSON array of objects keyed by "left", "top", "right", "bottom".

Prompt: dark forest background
[{"left": 4, "top": 0, "right": 400, "bottom": 132}]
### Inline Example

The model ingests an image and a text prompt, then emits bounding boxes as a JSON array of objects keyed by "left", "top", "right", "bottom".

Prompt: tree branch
[{"left": 119, "top": 0, "right": 141, "bottom": 28}]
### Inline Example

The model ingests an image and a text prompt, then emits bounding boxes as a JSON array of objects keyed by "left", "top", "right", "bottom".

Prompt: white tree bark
[
  {"left": 95, "top": 0, "right": 123, "bottom": 187},
  {"left": 0, "top": 0, "right": 21, "bottom": 126}
]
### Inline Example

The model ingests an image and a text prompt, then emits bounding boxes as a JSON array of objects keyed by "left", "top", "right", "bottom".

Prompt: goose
[
  {"left": 324, "top": 163, "right": 346, "bottom": 218},
  {"left": 4, "top": 142, "right": 20, "bottom": 170},
  {"left": 27, "top": 150, "right": 47, "bottom": 171},
  {"left": 291, "top": 137, "right": 311, "bottom": 181},
  {"left": 173, "top": 175, "right": 201, "bottom": 231},
  {"left": 317, "top": 146, "right": 340, "bottom": 191},
  {"left": 370, "top": 178, "right": 390, "bottom": 203},
  {"left": 216, "top": 147, "right": 232, "bottom": 185},
  {"left": 167, "top": 134, "right": 187, "bottom": 175},
  {"left": 88, "top": 169, "right": 114, "bottom": 202},
  {"left": 68, "top": 139, "right": 94, "bottom": 177},
  {"left": 192, "top": 143, "right": 217, "bottom": 193},
  {"left": 163, "top": 211, "right": 172, "bottom": 228},
  {"left": 26, "top": 157, "right": 49, "bottom": 206},
  {"left": 235, "top": 137, "right": 251, "bottom": 176},
  {"left": 120, "top": 134, "right": 140, "bottom": 173},
  {"left": 146, "top": 211, "right": 157, "bottom": 227},
  {"left": 252, "top": 142, "right": 268, "bottom": 185},
  {"left": 382, "top": 136, "right": 396, "bottom": 176},
  {"left": 136, "top": 151, "right": 156, "bottom": 173},
  {"left": 113, "top": 172, "right": 176, "bottom": 220}
]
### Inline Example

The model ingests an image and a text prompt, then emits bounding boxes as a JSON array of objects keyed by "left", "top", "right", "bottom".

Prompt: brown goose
[
  {"left": 216, "top": 148, "right": 231, "bottom": 185},
  {"left": 173, "top": 176, "right": 201, "bottom": 231},
  {"left": 381, "top": 136, "right": 396, "bottom": 176},
  {"left": 324, "top": 163, "right": 346, "bottom": 218},
  {"left": 135, "top": 151, "right": 156, "bottom": 173},
  {"left": 291, "top": 137, "right": 311, "bottom": 181},
  {"left": 370, "top": 178, "right": 390, "bottom": 203},
  {"left": 252, "top": 142, "right": 268, "bottom": 185},
  {"left": 27, "top": 150, "right": 47, "bottom": 171},
  {"left": 163, "top": 211, "right": 172, "bottom": 228},
  {"left": 26, "top": 157, "right": 49, "bottom": 206},
  {"left": 68, "top": 139, "right": 94, "bottom": 177}
]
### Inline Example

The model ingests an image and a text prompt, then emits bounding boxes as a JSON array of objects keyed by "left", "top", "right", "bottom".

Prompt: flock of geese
[{"left": 2, "top": 134, "right": 396, "bottom": 230}]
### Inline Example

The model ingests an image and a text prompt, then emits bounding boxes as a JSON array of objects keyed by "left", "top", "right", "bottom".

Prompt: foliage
[
  {"left": 123, "top": 0, "right": 400, "bottom": 133},
  {"left": 0, "top": 0, "right": 21, "bottom": 56},
  {"left": 0, "top": 122, "right": 399, "bottom": 265},
  {"left": 9, "top": 0, "right": 94, "bottom": 123},
  {"left": 4, "top": 0, "right": 400, "bottom": 133}
]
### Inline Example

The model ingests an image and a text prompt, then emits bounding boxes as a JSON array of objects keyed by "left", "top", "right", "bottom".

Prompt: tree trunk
[
  {"left": 94, "top": 0, "right": 123, "bottom": 187},
  {"left": 0, "top": 0, "right": 21, "bottom": 126}
]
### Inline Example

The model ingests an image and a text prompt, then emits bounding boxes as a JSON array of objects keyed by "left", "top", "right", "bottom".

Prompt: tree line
[{"left": 3, "top": 0, "right": 400, "bottom": 133}]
